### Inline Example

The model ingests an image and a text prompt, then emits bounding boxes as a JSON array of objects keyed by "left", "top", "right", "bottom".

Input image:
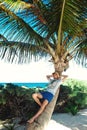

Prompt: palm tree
[{"left": 0, "top": 0, "right": 87, "bottom": 130}]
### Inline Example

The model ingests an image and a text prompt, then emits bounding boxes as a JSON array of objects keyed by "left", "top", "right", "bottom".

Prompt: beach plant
[
  {"left": 0, "top": 83, "right": 37, "bottom": 120},
  {"left": 3, "top": 123, "right": 20, "bottom": 130},
  {"left": 3, "top": 123, "right": 16, "bottom": 130},
  {"left": 0, "top": 79, "right": 87, "bottom": 119},
  {"left": 0, "top": 0, "right": 87, "bottom": 130},
  {"left": 1, "top": 118, "right": 21, "bottom": 130},
  {"left": 59, "top": 79, "right": 87, "bottom": 115},
  {"left": 64, "top": 102, "right": 79, "bottom": 115}
]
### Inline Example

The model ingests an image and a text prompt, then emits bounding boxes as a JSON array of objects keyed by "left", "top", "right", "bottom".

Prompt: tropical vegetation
[
  {"left": 0, "top": 79, "right": 87, "bottom": 123},
  {"left": 0, "top": 0, "right": 87, "bottom": 73}
]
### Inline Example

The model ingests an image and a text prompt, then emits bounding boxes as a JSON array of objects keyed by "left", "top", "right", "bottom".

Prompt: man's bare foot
[{"left": 27, "top": 118, "right": 35, "bottom": 124}]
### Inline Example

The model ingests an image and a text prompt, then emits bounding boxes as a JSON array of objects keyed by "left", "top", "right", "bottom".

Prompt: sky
[{"left": 0, "top": 58, "right": 87, "bottom": 83}]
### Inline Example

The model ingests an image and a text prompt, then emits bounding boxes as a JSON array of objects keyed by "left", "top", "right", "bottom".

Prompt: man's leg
[
  {"left": 27, "top": 99, "right": 48, "bottom": 123},
  {"left": 32, "top": 93, "right": 43, "bottom": 106}
]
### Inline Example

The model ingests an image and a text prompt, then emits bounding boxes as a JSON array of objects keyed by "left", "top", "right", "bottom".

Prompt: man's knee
[
  {"left": 32, "top": 93, "right": 37, "bottom": 99},
  {"left": 32, "top": 93, "right": 43, "bottom": 100},
  {"left": 41, "top": 100, "right": 48, "bottom": 109}
]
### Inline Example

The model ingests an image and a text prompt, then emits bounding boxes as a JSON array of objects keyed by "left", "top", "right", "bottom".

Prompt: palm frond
[
  {"left": 1, "top": 0, "right": 87, "bottom": 40},
  {"left": 74, "top": 39, "right": 87, "bottom": 67},
  {"left": 0, "top": 34, "right": 8, "bottom": 41},
  {"left": 0, "top": 0, "right": 87, "bottom": 66},
  {"left": 0, "top": 4, "right": 44, "bottom": 44},
  {"left": 0, "top": 0, "right": 48, "bottom": 30},
  {"left": 0, "top": 41, "right": 48, "bottom": 63},
  {"left": 62, "top": 0, "right": 87, "bottom": 35},
  {"left": 0, "top": 0, "right": 34, "bottom": 12}
]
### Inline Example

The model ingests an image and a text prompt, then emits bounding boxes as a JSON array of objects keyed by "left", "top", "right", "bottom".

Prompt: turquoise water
[{"left": 0, "top": 82, "right": 48, "bottom": 88}]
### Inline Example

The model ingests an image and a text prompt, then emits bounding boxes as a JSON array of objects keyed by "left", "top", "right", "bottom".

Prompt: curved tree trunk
[{"left": 26, "top": 88, "right": 60, "bottom": 130}]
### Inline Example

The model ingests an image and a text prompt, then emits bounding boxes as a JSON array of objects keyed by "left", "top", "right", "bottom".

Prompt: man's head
[{"left": 52, "top": 72, "right": 60, "bottom": 79}]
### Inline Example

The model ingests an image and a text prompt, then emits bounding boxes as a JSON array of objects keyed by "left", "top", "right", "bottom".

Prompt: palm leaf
[
  {"left": 0, "top": 0, "right": 87, "bottom": 41},
  {"left": 0, "top": 0, "right": 34, "bottom": 12},
  {"left": 74, "top": 40, "right": 87, "bottom": 67},
  {"left": 0, "top": 4, "right": 44, "bottom": 43},
  {"left": 0, "top": 41, "right": 48, "bottom": 63},
  {"left": 0, "top": 0, "right": 87, "bottom": 66},
  {"left": 0, "top": 34, "right": 8, "bottom": 41}
]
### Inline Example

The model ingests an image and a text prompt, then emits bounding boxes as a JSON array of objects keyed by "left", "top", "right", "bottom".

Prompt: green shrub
[
  {"left": 3, "top": 123, "right": 17, "bottom": 130},
  {"left": 0, "top": 79, "right": 87, "bottom": 120},
  {"left": 0, "top": 83, "right": 37, "bottom": 120},
  {"left": 64, "top": 102, "right": 79, "bottom": 115},
  {"left": 55, "top": 79, "right": 87, "bottom": 115}
]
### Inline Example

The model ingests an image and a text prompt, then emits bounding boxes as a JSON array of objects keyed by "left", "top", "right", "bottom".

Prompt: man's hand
[
  {"left": 61, "top": 75, "right": 68, "bottom": 82},
  {"left": 46, "top": 75, "right": 52, "bottom": 80}
]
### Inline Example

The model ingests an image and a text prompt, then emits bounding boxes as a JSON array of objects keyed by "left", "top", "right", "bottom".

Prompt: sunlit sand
[
  {"left": 46, "top": 109, "right": 87, "bottom": 130},
  {"left": 0, "top": 109, "right": 87, "bottom": 130}
]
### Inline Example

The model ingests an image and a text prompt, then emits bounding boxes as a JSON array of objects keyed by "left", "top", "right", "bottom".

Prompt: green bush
[
  {"left": 64, "top": 102, "right": 79, "bottom": 115},
  {"left": 0, "top": 79, "right": 87, "bottom": 121},
  {"left": 55, "top": 79, "right": 87, "bottom": 115},
  {"left": 0, "top": 83, "right": 37, "bottom": 120}
]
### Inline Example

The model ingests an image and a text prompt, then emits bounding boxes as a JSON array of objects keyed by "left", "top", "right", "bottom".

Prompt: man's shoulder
[
  {"left": 56, "top": 79, "right": 62, "bottom": 84},
  {"left": 53, "top": 79, "right": 61, "bottom": 84}
]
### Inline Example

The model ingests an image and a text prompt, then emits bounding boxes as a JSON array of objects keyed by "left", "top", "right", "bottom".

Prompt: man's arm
[
  {"left": 61, "top": 75, "right": 68, "bottom": 82},
  {"left": 46, "top": 75, "right": 53, "bottom": 81}
]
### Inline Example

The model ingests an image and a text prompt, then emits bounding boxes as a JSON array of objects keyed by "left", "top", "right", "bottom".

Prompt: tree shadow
[{"left": 51, "top": 109, "right": 87, "bottom": 130}]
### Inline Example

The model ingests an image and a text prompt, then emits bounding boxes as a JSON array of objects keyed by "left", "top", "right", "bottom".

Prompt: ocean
[{"left": 0, "top": 82, "right": 48, "bottom": 88}]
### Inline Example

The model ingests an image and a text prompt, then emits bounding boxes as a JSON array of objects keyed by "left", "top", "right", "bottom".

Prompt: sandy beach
[
  {"left": 47, "top": 109, "right": 87, "bottom": 130},
  {"left": 0, "top": 109, "right": 87, "bottom": 130}
]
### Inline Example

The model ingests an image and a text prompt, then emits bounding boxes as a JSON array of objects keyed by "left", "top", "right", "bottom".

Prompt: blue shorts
[{"left": 40, "top": 91, "right": 53, "bottom": 103}]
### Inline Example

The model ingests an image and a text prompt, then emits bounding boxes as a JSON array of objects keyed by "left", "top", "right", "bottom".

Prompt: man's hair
[{"left": 52, "top": 72, "right": 59, "bottom": 77}]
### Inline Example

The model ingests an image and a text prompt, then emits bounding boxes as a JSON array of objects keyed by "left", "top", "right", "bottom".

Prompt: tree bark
[{"left": 26, "top": 88, "right": 60, "bottom": 130}]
